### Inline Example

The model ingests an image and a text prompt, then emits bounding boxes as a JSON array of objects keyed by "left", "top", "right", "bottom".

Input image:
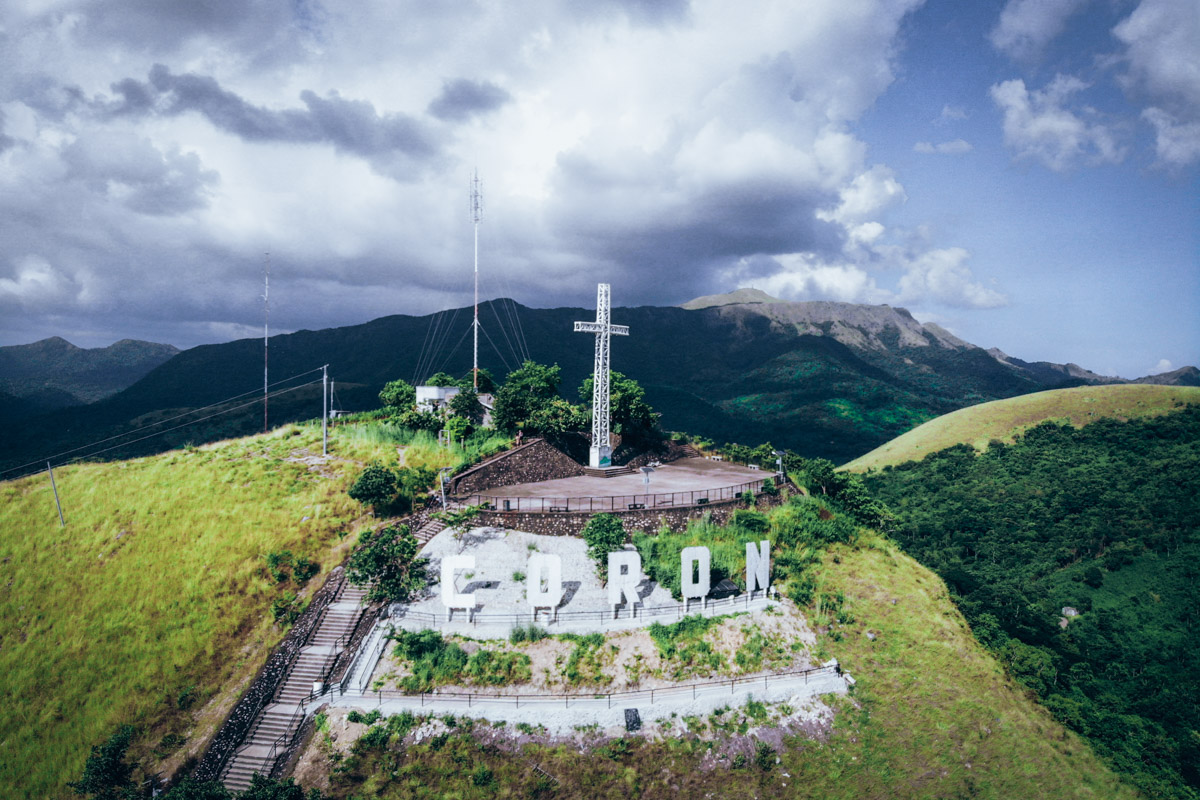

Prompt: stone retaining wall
[
  {"left": 474, "top": 490, "right": 786, "bottom": 537},
  {"left": 449, "top": 438, "right": 585, "bottom": 495},
  {"left": 191, "top": 566, "right": 345, "bottom": 783}
]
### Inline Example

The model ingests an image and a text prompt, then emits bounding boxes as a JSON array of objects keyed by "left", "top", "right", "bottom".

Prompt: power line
[{"left": 1, "top": 367, "right": 325, "bottom": 480}]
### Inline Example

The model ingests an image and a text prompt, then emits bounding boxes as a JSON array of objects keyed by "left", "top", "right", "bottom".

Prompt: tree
[
  {"left": 448, "top": 388, "right": 485, "bottom": 425},
  {"left": 348, "top": 462, "right": 397, "bottom": 515},
  {"left": 581, "top": 513, "right": 627, "bottom": 580},
  {"left": 397, "top": 408, "right": 443, "bottom": 433},
  {"left": 491, "top": 361, "right": 562, "bottom": 433},
  {"left": 526, "top": 397, "right": 588, "bottom": 437},
  {"left": 444, "top": 415, "right": 471, "bottom": 443},
  {"left": 425, "top": 371, "right": 457, "bottom": 387},
  {"left": 346, "top": 524, "right": 425, "bottom": 603},
  {"left": 68, "top": 725, "right": 137, "bottom": 800},
  {"left": 239, "top": 775, "right": 327, "bottom": 800},
  {"left": 579, "top": 371, "right": 657, "bottom": 438},
  {"left": 458, "top": 367, "right": 496, "bottom": 393},
  {"left": 159, "top": 779, "right": 233, "bottom": 800},
  {"left": 379, "top": 379, "right": 416, "bottom": 412}
]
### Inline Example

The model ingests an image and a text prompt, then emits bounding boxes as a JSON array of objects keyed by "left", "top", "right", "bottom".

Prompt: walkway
[
  {"left": 220, "top": 582, "right": 370, "bottom": 792},
  {"left": 317, "top": 664, "right": 849, "bottom": 735}
]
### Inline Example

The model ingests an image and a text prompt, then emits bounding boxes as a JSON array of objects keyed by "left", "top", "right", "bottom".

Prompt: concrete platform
[{"left": 455, "top": 457, "right": 774, "bottom": 512}]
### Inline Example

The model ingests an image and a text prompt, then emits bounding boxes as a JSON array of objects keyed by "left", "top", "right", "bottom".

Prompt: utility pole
[
  {"left": 263, "top": 252, "right": 270, "bottom": 434},
  {"left": 47, "top": 462, "right": 64, "bottom": 527},
  {"left": 470, "top": 170, "right": 483, "bottom": 389},
  {"left": 322, "top": 364, "right": 329, "bottom": 457}
]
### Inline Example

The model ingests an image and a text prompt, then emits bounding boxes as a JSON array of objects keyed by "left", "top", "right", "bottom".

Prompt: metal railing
[
  {"left": 359, "top": 664, "right": 838, "bottom": 708},
  {"left": 388, "top": 592, "right": 775, "bottom": 628},
  {"left": 454, "top": 477, "right": 768, "bottom": 513}
]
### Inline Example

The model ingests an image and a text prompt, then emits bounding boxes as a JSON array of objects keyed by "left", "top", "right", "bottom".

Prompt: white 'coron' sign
[{"left": 439, "top": 542, "right": 770, "bottom": 615}]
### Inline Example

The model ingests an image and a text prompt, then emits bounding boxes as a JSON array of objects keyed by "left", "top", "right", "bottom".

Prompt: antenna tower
[
  {"left": 471, "top": 170, "right": 483, "bottom": 389},
  {"left": 263, "top": 252, "right": 270, "bottom": 433}
]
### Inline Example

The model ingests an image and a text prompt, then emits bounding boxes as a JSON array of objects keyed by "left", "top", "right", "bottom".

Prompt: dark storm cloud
[
  {"left": 547, "top": 150, "right": 844, "bottom": 300},
  {"left": 61, "top": 134, "right": 218, "bottom": 216},
  {"left": 427, "top": 79, "right": 513, "bottom": 122},
  {"left": 105, "top": 65, "right": 440, "bottom": 178},
  {"left": 83, "top": 0, "right": 294, "bottom": 52}
]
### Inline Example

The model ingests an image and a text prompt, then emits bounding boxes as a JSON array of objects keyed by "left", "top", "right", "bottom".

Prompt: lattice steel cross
[{"left": 574, "top": 283, "right": 629, "bottom": 468}]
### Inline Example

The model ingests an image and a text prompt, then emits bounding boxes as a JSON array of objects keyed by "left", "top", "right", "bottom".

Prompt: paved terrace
[{"left": 455, "top": 457, "right": 774, "bottom": 512}]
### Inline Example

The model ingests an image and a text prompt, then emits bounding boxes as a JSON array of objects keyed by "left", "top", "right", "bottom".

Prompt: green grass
[
  {"left": 843, "top": 384, "right": 1200, "bottom": 472},
  {"left": 0, "top": 421, "right": 416, "bottom": 799},
  {"left": 320, "top": 528, "right": 1139, "bottom": 799}
]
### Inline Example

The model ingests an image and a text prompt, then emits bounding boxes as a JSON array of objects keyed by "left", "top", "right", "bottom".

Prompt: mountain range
[
  {"left": 0, "top": 336, "right": 179, "bottom": 419},
  {"left": 2, "top": 291, "right": 1195, "bottom": 474}
]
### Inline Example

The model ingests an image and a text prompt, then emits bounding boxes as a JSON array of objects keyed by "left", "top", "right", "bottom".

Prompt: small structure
[{"left": 416, "top": 385, "right": 460, "bottom": 411}]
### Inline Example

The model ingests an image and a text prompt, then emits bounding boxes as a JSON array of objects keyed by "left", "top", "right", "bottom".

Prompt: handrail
[
  {"left": 266, "top": 699, "right": 308, "bottom": 780},
  {"left": 361, "top": 664, "right": 838, "bottom": 707},
  {"left": 388, "top": 591, "right": 774, "bottom": 628},
  {"left": 453, "top": 477, "right": 769, "bottom": 513}
]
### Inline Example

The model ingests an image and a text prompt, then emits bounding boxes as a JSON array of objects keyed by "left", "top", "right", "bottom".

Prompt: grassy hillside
[
  {"left": 843, "top": 384, "right": 1200, "bottom": 471},
  {"left": 310, "top": 529, "right": 1137, "bottom": 799},
  {"left": 0, "top": 420, "right": 496, "bottom": 800},
  {"left": 863, "top": 407, "right": 1200, "bottom": 799}
]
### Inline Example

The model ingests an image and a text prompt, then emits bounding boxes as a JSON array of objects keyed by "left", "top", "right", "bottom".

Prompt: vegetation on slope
[
  {"left": 864, "top": 406, "right": 1200, "bottom": 799},
  {"left": 309, "top": 505, "right": 1136, "bottom": 799},
  {"left": 843, "top": 384, "right": 1200, "bottom": 471},
  {"left": 0, "top": 418, "right": 505, "bottom": 800}
]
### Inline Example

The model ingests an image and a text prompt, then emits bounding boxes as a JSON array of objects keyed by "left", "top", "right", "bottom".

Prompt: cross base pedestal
[{"left": 589, "top": 444, "right": 613, "bottom": 469}]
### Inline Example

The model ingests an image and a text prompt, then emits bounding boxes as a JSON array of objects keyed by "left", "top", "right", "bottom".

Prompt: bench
[
  {"left": 627, "top": 503, "right": 646, "bottom": 510},
  {"left": 549, "top": 506, "right": 569, "bottom": 513},
  {"left": 696, "top": 497, "right": 709, "bottom": 505}
]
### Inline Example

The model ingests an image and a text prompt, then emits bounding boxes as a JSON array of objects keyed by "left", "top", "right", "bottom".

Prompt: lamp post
[
  {"left": 439, "top": 466, "right": 452, "bottom": 509},
  {"left": 773, "top": 450, "right": 785, "bottom": 479}
]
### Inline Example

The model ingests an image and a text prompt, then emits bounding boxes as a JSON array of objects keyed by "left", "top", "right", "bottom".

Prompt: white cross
[{"left": 574, "top": 283, "right": 629, "bottom": 468}]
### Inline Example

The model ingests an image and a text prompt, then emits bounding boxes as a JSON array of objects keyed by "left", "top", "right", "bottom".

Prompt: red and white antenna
[{"left": 470, "top": 169, "right": 484, "bottom": 390}]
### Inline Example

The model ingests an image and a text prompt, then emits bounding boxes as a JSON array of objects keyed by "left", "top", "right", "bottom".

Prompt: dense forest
[{"left": 864, "top": 405, "right": 1200, "bottom": 799}]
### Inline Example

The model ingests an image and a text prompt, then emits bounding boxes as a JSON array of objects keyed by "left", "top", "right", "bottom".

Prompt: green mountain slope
[
  {"left": 863, "top": 406, "right": 1200, "bottom": 799},
  {"left": 1, "top": 300, "right": 1091, "bottom": 474},
  {"left": 843, "top": 384, "right": 1200, "bottom": 471},
  {"left": 0, "top": 422, "right": 418, "bottom": 799},
  {"left": 0, "top": 337, "right": 180, "bottom": 414},
  {"left": 313, "top": 530, "right": 1138, "bottom": 800}
]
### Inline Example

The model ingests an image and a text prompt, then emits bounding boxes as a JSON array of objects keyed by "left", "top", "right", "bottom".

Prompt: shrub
[
  {"left": 581, "top": 514, "right": 627, "bottom": 580},
  {"left": 754, "top": 741, "right": 776, "bottom": 770},
  {"left": 67, "top": 725, "right": 137, "bottom": 799},
  {"left": 348, "top": 462, "right": 397, "bottom": 514}
]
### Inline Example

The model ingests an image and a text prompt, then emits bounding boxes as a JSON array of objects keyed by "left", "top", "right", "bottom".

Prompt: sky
[{"left": 0, "top": 0, "right": 1196, "bottom": 379}]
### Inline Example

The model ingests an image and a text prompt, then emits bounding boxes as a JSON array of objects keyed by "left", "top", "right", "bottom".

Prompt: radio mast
[
  {"left": 470, "top": 170, "right": 484, "bottom": 390},
  {"left": 263, "top": 252, "right": 270, "bottom": 433}
]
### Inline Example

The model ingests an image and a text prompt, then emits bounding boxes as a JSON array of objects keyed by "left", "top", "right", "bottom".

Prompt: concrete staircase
[
  {"left": 679, "top": 443, "right": 702, "bottom": 459},
  {"left": 220, "top": 582, "right": 370, "bottom": 792},
  {"left": 413, "top": 516, "right": 447, "bottom": 544}
]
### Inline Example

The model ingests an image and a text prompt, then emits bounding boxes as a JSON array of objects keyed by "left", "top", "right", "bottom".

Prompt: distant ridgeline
[
  {"left": 864, "top": 405, "right": 1200, "bottom": 800},
  {"left": 3, "top": 296, "right": 1196, "bottom": 474}
]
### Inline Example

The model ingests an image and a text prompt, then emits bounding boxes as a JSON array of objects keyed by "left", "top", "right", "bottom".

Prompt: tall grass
[{"left": 0, "top": 423, "right": 403, "bottom": 799}]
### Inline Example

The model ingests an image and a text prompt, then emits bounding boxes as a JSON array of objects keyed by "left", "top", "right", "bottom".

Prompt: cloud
[
  {"left": 105, "top": 65, "right": 441, "bottom": 179},
  {"left": 1141, "top": 108, "right": 1200, "bottom": 166},
  {"left": 990, "top": 0, "right": 1090, "bottom": 61},
  {"left": 1113, "top": 0, "right": 1200, "bottom": 166},
  {"left": 913, "top": 139, "right": 973, "bottom": 154},
  {"left": 896, "top": 248, "right": 1007, "bottom": 308},
  {"left": 1, "top": 0, "right": 973, "bottom": 348},
  {"left": 61, "top": 130, "right": 217, "bottom": 215},
  {"left": 0, "top": 255, "right": 79, "bottom": 311},
  {"left": 939, "top": 105, "right": 967, "bottom": 122},
  {"left": 990, "top": 75, "right": 1125, "bottom": 170},
  {"left": 1149, "top": 357, "right": 1175, "bottom": 374},
  {"left": 427, "top": 79, "right": 512, "bottom": 122}
]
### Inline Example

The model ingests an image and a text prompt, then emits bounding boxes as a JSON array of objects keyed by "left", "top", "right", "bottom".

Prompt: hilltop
[
  {"left": 0, "top": 336, "right": 179, "bottom": 421},
  {"left": 3, "top": 295, "right": 1194, "bottom": 474},
  {"left": 842, "top": 383, "right": 1200, "bottom": 471}
]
